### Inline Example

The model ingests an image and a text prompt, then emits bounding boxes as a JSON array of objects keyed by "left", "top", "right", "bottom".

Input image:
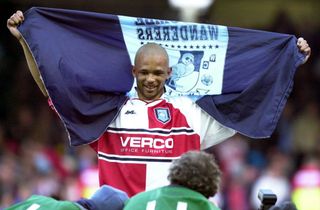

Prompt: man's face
[{"left": 133, "top": 53, "right": 171, "bottom": 100}]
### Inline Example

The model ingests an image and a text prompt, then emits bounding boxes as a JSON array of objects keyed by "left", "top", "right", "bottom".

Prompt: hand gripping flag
[{"left": 18, "top": 7, "right": 306, "bottom": 146}]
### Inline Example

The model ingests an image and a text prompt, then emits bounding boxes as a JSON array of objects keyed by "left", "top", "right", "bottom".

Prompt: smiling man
[
  {"left": 133, "top": 43, "right": 171, "bottom": 100},
  {"left": 88, "top": 43, "right": 236, "bottom": 197}
]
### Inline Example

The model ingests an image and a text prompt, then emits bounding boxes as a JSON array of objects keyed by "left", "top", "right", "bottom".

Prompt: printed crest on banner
[
  {"left": 166, "top": 51, "right": 204, "bottom": 92},
  {"left": 154, "top": 108, "right": 171, "bottom": 124}
]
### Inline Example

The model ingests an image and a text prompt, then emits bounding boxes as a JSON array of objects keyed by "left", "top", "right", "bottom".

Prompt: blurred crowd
[{"left": 1, "top": 6, "right": 320, "bottom": 210}]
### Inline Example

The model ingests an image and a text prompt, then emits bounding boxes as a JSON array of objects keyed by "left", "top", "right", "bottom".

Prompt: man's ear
[
  {"left": 167, "top": 67, "right": 172, "bottom": 77},
  {"left": 132, "top": 66, "right": 136, "bottom": 77}
]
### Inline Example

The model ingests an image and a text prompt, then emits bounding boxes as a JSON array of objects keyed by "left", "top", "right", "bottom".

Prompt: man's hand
[
  {"left": 297, "top": 37, "right": 311, "bottom": 64},
  {"left": 7, "top": 10, "right": 24, "bottom": 41}
]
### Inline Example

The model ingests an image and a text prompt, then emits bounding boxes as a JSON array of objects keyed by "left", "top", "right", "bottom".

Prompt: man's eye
[{"left": 155, "top": 71, "right": 164, "bottom": 76}]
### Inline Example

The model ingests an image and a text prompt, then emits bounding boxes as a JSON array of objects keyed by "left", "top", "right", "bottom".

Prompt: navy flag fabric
[{"left": 18, "top": 7, "right": 306, "bottom": 146}]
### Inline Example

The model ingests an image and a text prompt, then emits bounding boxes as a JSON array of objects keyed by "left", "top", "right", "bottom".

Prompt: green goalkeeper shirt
[
  {"left": 123, "top": 186, "right": 221, "bottom": 210},
  {"left": 5, "top": 195, "right": 82, "bottom": 210}
]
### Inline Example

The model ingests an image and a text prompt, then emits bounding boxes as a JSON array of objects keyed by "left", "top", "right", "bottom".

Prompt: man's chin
[
  {"left": 145, "top": 94, "right": 156, "bottom": 100},
  {"left": 143, "top": 92, "right": 159, "bottom": 100}
]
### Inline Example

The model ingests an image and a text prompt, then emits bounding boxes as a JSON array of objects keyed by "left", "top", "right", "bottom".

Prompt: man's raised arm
[{"left": 7, "top": 10, "right": 48, "bottom": 97}]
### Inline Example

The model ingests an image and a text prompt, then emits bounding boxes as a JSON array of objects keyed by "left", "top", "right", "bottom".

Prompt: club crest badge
[{"left": 154, "top": 108, "right": 171, "bottom": 124}]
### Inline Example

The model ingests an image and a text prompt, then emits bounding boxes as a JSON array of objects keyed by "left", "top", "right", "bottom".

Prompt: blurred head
[
  {"left": 168, "top": 151, "right": 221, "bottom": 198},
  {"left": 132, "top": 43, "right": 171, "bottom": 100},
  {"left": 89, "top": 185, "right": 128, "bottom": 210}
]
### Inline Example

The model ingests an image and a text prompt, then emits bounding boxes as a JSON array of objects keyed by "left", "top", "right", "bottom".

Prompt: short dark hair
[
  {"left": 134, "top": 42, "right": 169, "bottom": 66},
  {"left": 167, "top": 151, "right": 221, "bottom": 198}
]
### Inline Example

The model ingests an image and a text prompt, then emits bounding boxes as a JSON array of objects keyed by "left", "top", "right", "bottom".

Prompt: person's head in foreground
[{"left": 168, "top": 150, "right": 221, "bottom": 198}]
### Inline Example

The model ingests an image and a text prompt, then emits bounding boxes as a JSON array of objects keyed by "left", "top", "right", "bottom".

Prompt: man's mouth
[{"left": 145, "top": 86, "right": 156, "bottom": 92}]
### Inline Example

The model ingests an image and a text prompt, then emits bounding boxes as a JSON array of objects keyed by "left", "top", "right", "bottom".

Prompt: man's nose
[{"left": 146, "top": 74, "right": 156, "bottom": 82}]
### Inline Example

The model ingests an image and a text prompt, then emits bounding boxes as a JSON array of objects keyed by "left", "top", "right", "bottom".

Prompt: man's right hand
[{"left": 7, "top": 10, "right": 24, "bottom": 40}]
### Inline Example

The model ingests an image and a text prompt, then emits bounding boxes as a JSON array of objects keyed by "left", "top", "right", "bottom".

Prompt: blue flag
[{"left": 18, "top": 7, "right": 305, "bottom": 146}]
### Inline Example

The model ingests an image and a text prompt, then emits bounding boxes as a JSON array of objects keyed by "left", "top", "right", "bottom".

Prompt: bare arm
[{"left": 7, "top": 10, "right": 48, "bottom": 97}]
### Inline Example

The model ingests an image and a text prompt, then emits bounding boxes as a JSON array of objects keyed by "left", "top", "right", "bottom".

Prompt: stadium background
[{"left": 0, "top": 0, "right": 319, "bottom": 209}]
